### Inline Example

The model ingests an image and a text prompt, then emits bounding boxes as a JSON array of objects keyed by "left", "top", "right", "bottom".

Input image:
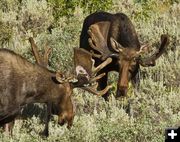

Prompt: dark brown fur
[
  {"left": 0, "top": 47, "right": 111, "bottom": 136},
  {"left": 0, "top": 49, "right": 74, "bottom": 131},
  {"left": 80, "top": 11, "right": 169, "bottom": 100}
]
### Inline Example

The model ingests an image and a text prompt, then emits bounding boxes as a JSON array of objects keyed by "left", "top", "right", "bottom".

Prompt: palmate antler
[
  {"left": 88, "top": 22, "right": 118, "bottom": 60},
  {"left": 110, "top": 34, "right": 169, "bottom": 67},
  {"left": 29, "top": 37, "right": 112, "bottom": 96},
  {"left": 81, "top": 83, "right": 112, "bottom": 96},
  {"left": 138, "top": 34, "right": 169, "bottom": 67},
  {"left": 80, "top": 58, "right": 112, "bottom": 96},
  {"left": 73, "top": 48, "right": 112, "bottom": 96}
]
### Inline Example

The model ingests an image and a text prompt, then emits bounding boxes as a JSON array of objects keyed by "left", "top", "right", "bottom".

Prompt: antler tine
[
  {"left": 139, "top": 34, "right": 169, "bottom": 67},
  {"left": 92, "top": 57, "right": 112, "bottom": 76},
  {"left": 43, "top": 43, "right": 52, "bottom": 66},
  {"left": 82, "top": 83, "right": 112, "bottom": 96},
  {"left": 29, "top": 37, "right": 52, "bottom": 67},
  {"left": 87, "top": 31, "right": 96, "bottom": 49},
  {"left": 29, "top": 37, "right": 41, "bottom": 64},
  {"left": 89, "top": 73, "right": 106, "bottom": 83},
  {"left": 155, "top": 34, "right": 169, "bottom": 59},
  {"left": 83, "top": 57, "right": 112, "bottom": 96},
  {"left": 90, "top": 50, "right": 102, "bottom": 58}
]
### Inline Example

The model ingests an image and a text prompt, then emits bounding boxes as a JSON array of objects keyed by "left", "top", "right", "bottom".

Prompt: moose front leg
[
  {"left": 3, "top": 121, "right": 14, "bottom": 135},
  {"left": 97, "top": 72, "right": 109, "bottom": 101},
  {"left": 0, "top": 114, "right": 17, "bottom": 136},
  {"left": 42, "top": 102, "right": 52, "bottom": 137},
  {"left": 131, "top": 69, "right": 140, "bottom": 93}
]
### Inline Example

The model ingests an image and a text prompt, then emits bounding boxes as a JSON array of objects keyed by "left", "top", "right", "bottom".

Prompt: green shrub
[{"left": 47, "top": 0, "right": 113, "bottom": 21}]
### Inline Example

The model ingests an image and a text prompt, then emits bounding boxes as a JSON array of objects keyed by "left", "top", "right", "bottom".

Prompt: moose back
[{"left": 0, "top": 48, "right": 74, "bottom": 128}]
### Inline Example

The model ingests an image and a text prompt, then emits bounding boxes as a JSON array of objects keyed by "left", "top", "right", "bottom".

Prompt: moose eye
[
  {"left": 133, "top": 58, "right": 137, "bottom": 61},
  {"left": 128, "top": 69, "right": 133, "bottom": 74},
  {"left": 131, "top": 58, "right": 137, "bottom": 65}
]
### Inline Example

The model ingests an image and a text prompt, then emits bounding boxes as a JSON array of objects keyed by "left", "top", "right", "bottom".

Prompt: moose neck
[{"left": 109, "top": 13, "right": 141, "bottom": 49}]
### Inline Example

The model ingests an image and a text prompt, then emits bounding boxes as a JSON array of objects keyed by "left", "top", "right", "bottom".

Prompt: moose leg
[
  {"left": 42, "top": 102, "right": 52, "bottom": 137},
  {"left": 3, "top": 121, "right": 14, "bottom": 135},
  {"left": 126, "top": 70, "right": 140, "bottom": 117},
  {"left": 131, "top": 70, "right": 140, "bottom": 93},
  {"left": 0, "top": 115, "right": 17, "bottom": 135},
  {"left": 97, "top": 73, "right": 109, "bottom": 101}
]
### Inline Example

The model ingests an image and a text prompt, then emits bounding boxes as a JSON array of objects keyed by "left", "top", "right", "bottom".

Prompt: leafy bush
[
  {"left": 47, "top": 0, "right": 113, "bottom": 21},
  {"left": 0, "top": 21, "right": 13, "bottom": 46}
]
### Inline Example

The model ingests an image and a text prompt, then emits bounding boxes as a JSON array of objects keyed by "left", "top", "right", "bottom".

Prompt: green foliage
[
  {"left": 0, "top": 0, "right": 20, "bottom": 12},
  {"left": 0, "top": 22, "right": 13, "bottom": 46},
  {"left": 134, "top": 0, "right": 179, "bottom": 4},
  {"left": 80, "top": 0, "right": 113, "bottom": 13},
  {"left": 133, "top": 0, "right": 157, "bottom": 21},
  {"left": 47, "top": 0, "right": 113, "bottom": 21}
]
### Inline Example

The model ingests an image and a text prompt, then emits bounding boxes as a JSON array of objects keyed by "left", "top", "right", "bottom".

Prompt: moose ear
[
  {"left": 140, "top": 44, "right": 150, "bottom": 52},
  {"left": 137, "top": 44, "right": 150, "bottom": 55},
  {"left": 110, "top": 37, "right": 124, "bottom": 53},
  {"left": 55, "top": 71, "right": 65, "bottom": 84}
]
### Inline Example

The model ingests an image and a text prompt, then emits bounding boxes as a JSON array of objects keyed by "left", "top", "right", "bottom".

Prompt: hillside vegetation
[{"left": 0, "top": 0, "right": 179, "bottom": 141}]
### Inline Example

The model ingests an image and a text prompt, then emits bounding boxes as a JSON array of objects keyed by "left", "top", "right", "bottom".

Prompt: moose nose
[
  {"left": 58, "top": 118, "right": 66, "bottom": 126},
  {"left": 58, "top": 114, "right": 74, "bottom": 128},
  {"left": 66, "top": 114, "right": 74, "bottom": 129},
  {"left": 119, "top": 84, "right": 128, "bottom": 88},
  {"left": 67, "top": 121, "right": 73, "bottom": 129},
  {"left": 116, "top": 87, "right": 128, "bottom": 98}
]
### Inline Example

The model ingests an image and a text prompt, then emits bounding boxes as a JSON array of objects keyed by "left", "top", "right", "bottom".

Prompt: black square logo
[{"left": 165, "top": 127, "right": 180, "bottom": 142}]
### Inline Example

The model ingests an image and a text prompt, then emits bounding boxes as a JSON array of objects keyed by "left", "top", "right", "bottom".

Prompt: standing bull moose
[
  {"left": 28, "top": 37, "right": 111, "bottom": 136},
  {"left": 0, "top": 48, "right": 75, "bottom": 133},
  {"left": 0, "top": 39, "right": 112, "bottom": 136},
  {"left": 80, "top": 11, "right": 169, "bottom": 100}
]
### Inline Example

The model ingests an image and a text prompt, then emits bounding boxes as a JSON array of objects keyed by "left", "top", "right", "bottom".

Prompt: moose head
[{"left": 87, "top": 22, "right": 169, "bottom": 98}]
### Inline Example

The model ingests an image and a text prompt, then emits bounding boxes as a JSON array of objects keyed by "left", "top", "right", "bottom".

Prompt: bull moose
[
  {"left": 0, "top": 40, "right": 112, "bottom": 136},
  {"left": 0, "top": 48, "right": 75, "bottom": 134},
  {"left": 28, "top": 37, "right": 111, "bottom": 136},
  {"left": 80, "top": 11, "right": 169, "bottom": 100}
]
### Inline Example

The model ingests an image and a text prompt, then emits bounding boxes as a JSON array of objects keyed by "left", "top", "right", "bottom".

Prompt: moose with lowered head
[
  {"left": 0, "top": 40, "right": 112, "bottom": 136},
  {"left": 29, "top": 37, "right": 112, "bottom": 136},
  {"left": 80, "top": 11, "right": 169, "bottom": 100}
]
